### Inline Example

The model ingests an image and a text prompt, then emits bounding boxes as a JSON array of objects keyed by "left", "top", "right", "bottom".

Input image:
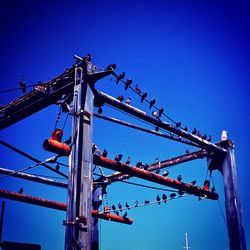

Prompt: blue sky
[{"left": 0, "top": 1, "right": 249, "bottom": 249}]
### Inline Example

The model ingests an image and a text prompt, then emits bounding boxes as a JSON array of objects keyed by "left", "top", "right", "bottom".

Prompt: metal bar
[
  {"left": 93, "top": 113, "right": 198, "bottom": 147},
  {"left": 220, "top": 140, "right": 246, "bottom": 250},
  {"left": 105, "top": 149, "right": 208, "bottom": 184},
  {"left": 0, "top": 141, "right": 67, "bottom": 178},
  {"left": 93, "top": 155, "right": 219, "bottom": 200},
  {"left": 0, "top": 200, "right": 5, "bottom": 243},
  {"left": 0, "top": 190, "right": 132, "bottom": 225},
  {"left": 0, "top": 167, "right": 67, "bottom": 188},
  {"left": 94, "top": 90, "right": 226, "bottom": 155}
]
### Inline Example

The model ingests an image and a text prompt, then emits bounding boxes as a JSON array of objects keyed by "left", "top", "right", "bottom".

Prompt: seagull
[
  {"left": 140, "top": 91, "right": 147, "bottom": 103},
  {"left": 124, "top": 78, "right": 132, "bottom": 90},
  {"left": 116, "top": 95, "right": 124, "bottom": 102},
  {"left": 149, "top": 98, "right": 156, "bottom": 109},
  {"left": 115, "top": 154, "right": 123, "bottom": 162},
  {"left": 135, "top": 84, "right": 141, "bottom": 94},
  {"left": 158, "top": 107, "right": 164, "bottom": 117},
  {"left": 118, "top": 202, "right": 122, "bottom": 211},
  {"left": 125, "top": 202, "right": 130, "bottom": 210},
  {"left": 19, "top": 79, "right": 26, "bottom": 93},
  {"left": 156, "top": 195, "right": 161, "bottom": 205},
  {"left": 125, "top": 157, "right": 131, "bottom": 165},
  {"left": 125, "top": 97, "right": 131, "bottom": 105},
  {"left": 102, "top": 149, "right": 108, "bottom": 157},
  {"left": 116, "top": 72, "right": 125, "bottom": 83},
  {"left": 221, "top": 130, "right": 228, "bottom": 141},
  {"left": 162, "top": 194, "right": 167, "bottom": 203}
]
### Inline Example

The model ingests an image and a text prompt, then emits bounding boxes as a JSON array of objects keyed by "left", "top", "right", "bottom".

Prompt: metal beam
[
  {"left": 0, "top": 189, "right": 133, "bottom": 225},
  {"left": 93, "top": 155, "right": 219, "bottom": 200},
  {"left": 94, "top": 90, "right": 226, "bottom": 155}
]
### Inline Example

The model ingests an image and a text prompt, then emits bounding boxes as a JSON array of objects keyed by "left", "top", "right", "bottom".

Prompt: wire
[{"left": 0, "top": 84, "right": 37, "bottom": 94}]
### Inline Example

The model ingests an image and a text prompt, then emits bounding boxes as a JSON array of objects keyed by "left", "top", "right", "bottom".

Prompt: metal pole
[
  {"left": 65, "top": 65, "right": 93, "bottom": 250},
  {"left": 0, "top": 200, "right": 5, "bottom": 243},
  {"left": 221, "top": 140, "right": 246, "bottom": 250}
]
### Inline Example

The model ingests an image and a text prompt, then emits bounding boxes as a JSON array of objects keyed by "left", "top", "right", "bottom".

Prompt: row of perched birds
[{"left": 104, "top": 64, "right": 212, "bottom": 142}]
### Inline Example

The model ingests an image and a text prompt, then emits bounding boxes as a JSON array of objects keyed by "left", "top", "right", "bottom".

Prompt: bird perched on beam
[
  {"left": 149, "top": 98, "right": 156, "bottom": 109},
  {"left": 125, "top": 202, "right": 130, "bottom": 210},
  {"left": 162, "top": 194, "right": 167, "bottom": 203},
  {"left": 118, "top": 202, "right": 122, "bottom": 211},
  {"left": 106, "top": 63, "right": 116, "bottom": 71},
  {"left": 141, "top": 91, "right": 147, "bottom": 103},
  {"left": 162, "top": 170, "right": 169, "bottom": 177},
  {"left": 116, "top": 72, "right": 125, "bottom": 84},
  {"left": 176, "top": 122, "right": 181, "bottom": 128},
  {"left": 177, "top": 175, "right": 182, "bottom": 182},
  {"left": 125, "top": 157, "right": 131, "bottom": 165},
  {"left": 125, "top": 97, "right": 131, "bottom": 105},
  {"left": 19, "top": 78, "right": 26, "bottom": 93},
  {"left": 115, "top": 154, "right": 123, "bottom": 162},
  {"left": 102, "top": 149, "right": 108, "bottom": 157},
  {"left": 116, "top": 95, "right": 124, "bottom": 102},
  {"left": 192, "top": 128, "right": 197, "bottom": 135},
  {"left": 158, "top": 107, "right": 164, "bottom": 117},
  {"left": 156, "top": 195, "right": 161, "bottom": 205},
  {"left": 112, "top": 204, "right": 116, "bottom": 211}
]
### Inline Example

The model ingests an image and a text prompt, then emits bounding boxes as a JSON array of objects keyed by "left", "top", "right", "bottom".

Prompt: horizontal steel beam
[
  {"left": 0, "top": 189, "right": 133, "bottom": 225},
  {"left": 93, "top": 155, "right": 219, "bottom": 200},
  {"left": 94, "top": 90, "right": 227, "bottom": 155}
]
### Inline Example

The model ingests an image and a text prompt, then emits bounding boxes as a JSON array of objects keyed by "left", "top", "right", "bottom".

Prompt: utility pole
[{"left": 65, "top": 64, "right": 94, "bottom": 250}]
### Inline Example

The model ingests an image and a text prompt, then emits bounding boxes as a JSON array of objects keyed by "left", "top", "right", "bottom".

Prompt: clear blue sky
[{"left": 0, "top": 1, "right": 249, "bottom": 249}]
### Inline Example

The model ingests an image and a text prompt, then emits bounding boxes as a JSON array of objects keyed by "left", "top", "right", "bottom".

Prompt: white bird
[{"left": 221, "top": 130, "right": 228, "bottom": 141}]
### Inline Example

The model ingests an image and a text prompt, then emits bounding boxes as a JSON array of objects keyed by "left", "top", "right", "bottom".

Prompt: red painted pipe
[
  {"left": 0, "top": 189, "right": 133, "bottom": 225},
  {"left": 93, "top": 155, "right": 219, "bottom": 200}
]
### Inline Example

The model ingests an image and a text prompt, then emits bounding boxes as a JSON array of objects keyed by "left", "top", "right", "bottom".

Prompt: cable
[{"left": 0, "top": 84, "right": 37, "bottom": 94}]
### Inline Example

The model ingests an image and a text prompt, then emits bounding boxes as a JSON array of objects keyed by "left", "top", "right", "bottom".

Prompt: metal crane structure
[{"left": 0, "top": 55, "right": 247, "bottom": 250}]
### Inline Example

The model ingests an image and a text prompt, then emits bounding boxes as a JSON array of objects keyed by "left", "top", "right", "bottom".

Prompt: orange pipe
[{"left": 43, "top": 139, "right": 71, "bottom": 156}]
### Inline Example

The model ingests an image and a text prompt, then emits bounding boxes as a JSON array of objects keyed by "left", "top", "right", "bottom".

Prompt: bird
[
  {"left": 221, "top": 130, "right": 228, "bottom": 141},
  {"left": 115, "top": 154, "right": 123, "bottom": 162},
  {"left": 162, "top": 170, "right": 169, "bottom": 177},
  {"left": 125, "top": 97, "right": 131, "bottom": 105},
  {"left": 102, "top": 149, "right": 108, "bottom": 157},
  {"left": 156, "top": 195, "right": 161, "bottom": 205},
  {"left": 197, "top": 131, "right": 202, "bottom": 138},
  {"left": 207, "top": 135, "right": 212, "bottom": 142},
  {"left": 170, "top": 193, "right": 176, "bottom": 199},
  {"left": 140, "top": 91, "right": 147, "bottom": 103},
  {"left": 177, "top": 175, "right": 182, "bottom": 182},
  {"left": 55, "top": 164, "right": 60, "bottom": 171},
  {"left": 116, "top": 72, "right": 125, "bottom": 84},
  {"left": 152, "top": 111, "right": 158, "bottom": 118},
  {"left": 124, "top": 78, "right": 132, "bottom": 90},
  {"left": 144, "top": 199, "right": 150, "bottom": 204},
  {"left": 123, "top": 212, "right": 128, "bottom": 218},
  {"left": 158, "top": 107, "right": 164, "bottom": 117},
  {"left": 98, "top": 107, "right": 103, "bottom": 114},
  {"left": 155, "top": 126, "right": 159, "bottom": 131},
  {"left": 155, "top": 157, "right": 159, "bottom": 164},
  {"left": 134, "top": 200, "right": 139, "bottom": 207},
  {"left": 149, "top": 98, "right": 156, "bottom": 109},
  {"left": 112, "top": 204, "right": 116, "bottom": 211},
  {"left": 176, "top": 122, "right": 181, "bottom": 128},
  {"left": 185, "top": 149, "right": 190, "bottom": 154},
  {"left": 178, "top": 190, "right": 184, "bottom": 196},
  {"left": 136, "top": 161, "right": 142, "bottom": 168},
  {"left": 183, "top": 126, "right": 188, "bottom": 132},
  {"left": 116, "top": 95, "right": 124, "bottom": 102},
  {"left": 192, "top": 128, "right": 197, "bottom": 135},
  {"left": 211, "top": 186, "right": 216, "bottom": 193},
  {"left": 190, "top": 180, "right": 196, "bottom": 186},
  {"left": 118, "top": 202, "right": 122, "bottom": 211},
  {"left": 115, "top": 211, "right": 119, "bottom": 216},
  {"left": 162, "top": 194, "right": 167, "bottom": 203},
  {"left": 135, "top": 84, "right": 141, "bottom": 94},
  {"left": 125, "top": 202, "right": 130, "bottom": 210},
  {"left": 19, "top": 79, "right": 26, "bottom": 93},
  {"left": 86, "top": 53, "right": 92, "bottom": 62},
  {"left": 18, "top": 187, "right": 24, "bottom": 194},
  {"left": 125, "top": 157, "right": 131, "bottom": 165},
  {"left": 106, "top": 63, "right": 116, "bottom": 71},
  {"left": 155, "top": 167, "right": 160, "bottom": 174},
  {"left": 144, "top": 163, "right": 149, "bottom": 170},
  {"left": 202, "top": 133, "right": 207, "bottom": 140}
]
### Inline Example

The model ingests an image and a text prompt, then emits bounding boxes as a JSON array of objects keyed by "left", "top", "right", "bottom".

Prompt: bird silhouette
[
  {"left": 112, "top": 204, "right": 116, "bottom": 211},
  {"left": 176, "top": 122, "right": 181, "bottom": 128},
  {"left": 123, "top": 212, "right": 128, "bottom": 218},
  {"left": 143, "top": 163, "right": 149, "bottom": 170},
  {"left": 106, "top": 63, "right": 116, "bottom": 71},
  {"left": 156, "top": 195, "right": 161, "bottom": 205},
  {"left": 140, "top": 91, "right": 147, "bottom": 103},
  {"left": 125, "top": 157, "right": 131, "bottom": 165},
  {"left": 192, "top": 128, "right": 197, "bottom": 135},
  {"left": 19, "top": 79, "right": 26, "bottom": 93},
  {"left": 207, "top": 135, "right": 212, "bottom": 142},
  {"left": 116, "top": 95, "right": 124, "bottom": 102},
  {"left": 178, "top": 190, "right": 184, "bottom": 196},
  {"left": 155, "top": 167, "right": 160, "bottom": 174},
  {"left": 158, "top": 107, "right": 164, "bottom": 117},
  {"left": 190, "top": 180, "right": 196, "bottom": 186},
  {"left": 134, "top": 200, "right": 139, "bottom": 207},
  {"left": 170, "top": 193, "right": 176, "bottom": 199},
  {"left": 18, "top": 187, "right": 23, "bottom": 194},
  {"left": 177, "top": 175, "right": 182, "bottom": 182},
  {"left": 202, "top": 133, "right": 207, "bottom": 140},
  {"left": 185, "top": 149, "right": 190, "bottom": 154},
  {"left": 118, "top": 202, "right": 122, "bottom": 211},
  {"left": 211, "top": 186, "right": 216, "bottom": 193},
  {"left": 124, "top": 78, "right": 132, "bottom": 90},
  {"left": 116, "top": 72, "right": 125, "bottom": 83},
  {"left": 149, "top": 98, "right": 156, "bottom": 109},
  {"left": 136, "top": 162, "right": 142, "bottom": 168},
  {"left": 102, "top": 149, "right": 108, "bottom": 157},
  {"left": 135, "top": 84, "right": 141, "bottom": 94},
  {"left": 152, "top": 111, "right": 158, "bottom": 118},
  {"left": 125, "top": 97, "right": 131, "bottom": 105},
  {"left": 115, "top": 154, "right": 123, "bottom": 162},
  {"left": 144, "top": 199, "right": 150, "bottom": 204},
  {"left": 125, "top": 202, "right": 130, "bottom": 210},
  {"left": 183, "top": 126, "right": 188, "bottom": 132},
  {"left": 115, "top": 211, "right": 119, "bottom": 216},
  {"left": 162, "top": 194, "right": 167, "bottom": 203},
  {"left": 55, "top": 164, "right": 60, "bottom": 171},
  {"left": 197, "top": 131, "right": 202, "bottom": 138},
  {"left": 98, "top": 107, "right": 103, "bottom": 114},
  {"left": 162, "top": 170, "right": 169, "bottom": 177}
]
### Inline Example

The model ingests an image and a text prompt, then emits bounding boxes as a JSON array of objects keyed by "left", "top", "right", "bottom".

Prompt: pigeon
[
  {"left": 144, "top": 199, "right": 150, "bottom": 204},
  {"left": 140, "top": 91, "right": 148, "bottom": 103},
  {"left": 125, "top": 97, "right": 131, "bottom": 105},
  {"left": 115, "top": 154, "right": 123, "bottom": 162},
  {"left": 18, "top": 187, "right": 24, "bottom": 194},
  {"left": 125, "top": 157, "right": 131, "bottom": 165},
  {"left": 106, "top": 64, "right": 117, "bottom": 71},
  {"left": 162, "top": 170, "right": 169, "bottom": 177},
  {"left": 136, "top": 161, "right": 142, "bottom": 168},
  {"left": 125, "top": 202, "right": 130, "bottom": 210},
  {"left": 156, "top": 195, "right": 161, "bottom": 205},
  {"left": 135, "top": 84, "right": 141, "bottom": 94},
  {"left": 155, "top": 167, "right": 160, "bottom": 174},
  {"left": 116, "top": 95, "right": 124, "bottom": 102},
  {"left": 162, "top": 194, "right": 167, "bottom": 203},
  {"left": 102, "top": 149, "right": 108, "bottom": 157},
  {"left": 158, "top": 107, "right": 164, "bottom": 117},
  {"left": 134, "top": 200, "right": 139, "bottom": 207},
  {"left": 190, "top": 180, "right": 196, "bottom": 186},
  {"left": 19, "top": 79, "right": 26, "bottom": 93},
  {"left": 123, "top": 212, "right": 128, "bottom": 218},
  {"left": 115, "top": 211, "right": 119, "bottom": 216},
  {"left": 118, "top": 202, "right": 122, "bottom": 211},
  {"left": 112, "top": 204, "right": 116, "bottom": 211},
  {"left": 207, "top": 135, "right": 212, "bottom": 142},
  {"left": 144, "top": 163, "right": 149, "bottom": 170},
  {"left": 177, "top": 175, "right": 182, "bottom": 182},
  {"left": 176, "top": 122, "right": 181, "bottom": 128},
  {"left": 202, "top": 133, "right": 207, "bottom": 140},
  {"left": 124, "top": 78, "right": 132, "bottom": 90},
  {"left": 149, "top": 98, "right": 156, "bottom": 109},
  {"left": 192, "top": 128, "right": 197, "bottom": 135},
  {"left": 170, "top": 193, "right": 176, "bottom": 199},
  {"left": 98, "top": 107, "right": 103, "bottom": 114},
  {"left": 183, "top": 126, "right": 188, "bottom": 132},
  {"left": 197, "top": 131, "right": 202, "bottom": 138},
  {"left": 186, "top": 149, "right": 190, "bottom": 154},
  {"left": 178, "top": 190, "right": 184, "bottom": 196},
  {"left": 152, "top": 111, "right": 158, "bottom": 118},
  {"left": 116, "top": 72, "right": 125, "bottom": 84},
  {"left": 55, "top": 164, "right": 60, "bottom": 171}
]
